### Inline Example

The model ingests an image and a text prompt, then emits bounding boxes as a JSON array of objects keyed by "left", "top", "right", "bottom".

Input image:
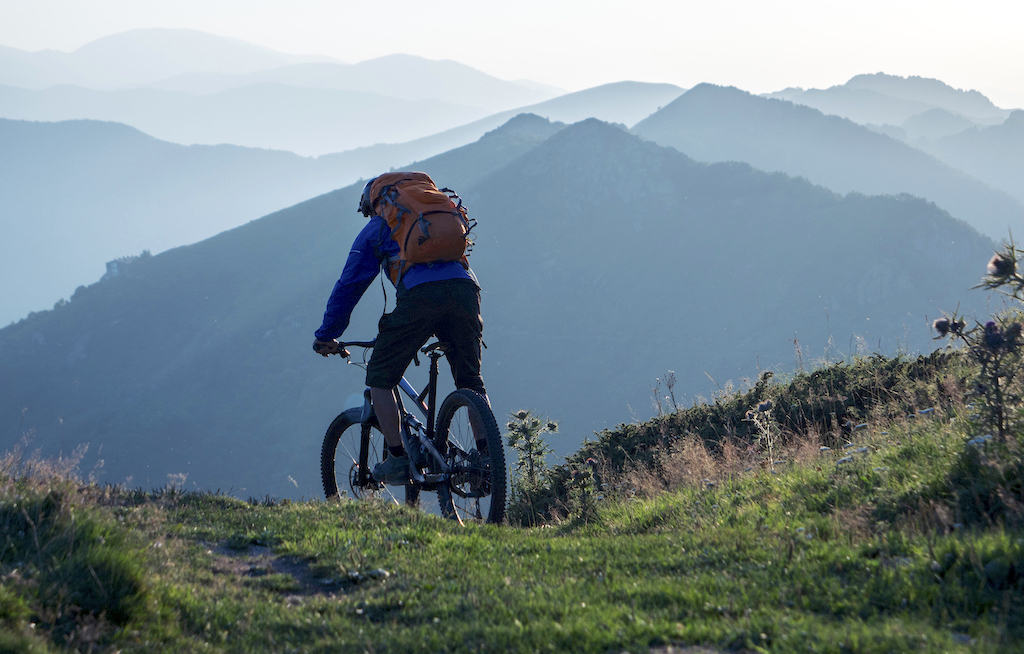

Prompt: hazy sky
[{"left": 3, "top": 0, "right": 1022, "bottom": 107}]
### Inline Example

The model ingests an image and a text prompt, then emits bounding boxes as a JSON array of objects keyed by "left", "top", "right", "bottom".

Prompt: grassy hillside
[{"left": 3, "top": 338, "right": 1023, "bottom": 653}]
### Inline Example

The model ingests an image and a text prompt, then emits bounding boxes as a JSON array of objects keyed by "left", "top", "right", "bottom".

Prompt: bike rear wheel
[
  {"left": 435, "top": 390, "right": 506, "bottom": 524},
  {"left": 321, "top": 407, "right": 418, "bottom": 507}
]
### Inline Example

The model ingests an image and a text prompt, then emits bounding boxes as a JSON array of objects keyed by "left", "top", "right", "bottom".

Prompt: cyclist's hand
[{"left": 313, "top": 339, "right": 349, "bottom": 358}]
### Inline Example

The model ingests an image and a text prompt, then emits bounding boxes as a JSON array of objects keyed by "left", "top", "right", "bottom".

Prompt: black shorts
[{"left": 365, "top": 279, "right": 485, "bottom": 395}]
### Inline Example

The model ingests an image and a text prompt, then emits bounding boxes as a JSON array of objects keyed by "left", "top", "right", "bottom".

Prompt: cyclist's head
[{"left": 357, "top": 177, "right": 378, "bottom": 217}]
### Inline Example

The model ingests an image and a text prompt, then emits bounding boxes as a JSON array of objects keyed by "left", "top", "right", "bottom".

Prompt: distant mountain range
[
  {"left": 0, "top": 28, "right": 341, "bottom": 89},
  {"left": 137, "top": 54, "right": 562, "bottom": 113},
  {"left": 0, "top": 82, "right": 494, "bottom": 156},
  {"left": 342, "top": 80, "right": 685, "bottom": 170},
  {"left": 766, "top": 72, "right": 1011, "bottom": 126},
  {"left": 759, "top": 74, "right": 1024, "bottom": 213},
  {"left": 0, "top": 81, "right": 681, "bottom": 325},
  {"left": 0, "top": 115, "right": 995, "bottom": 499},
  {"left": 915, "top": 110, "right": 1024, "bottom": 206},
  {"left": 0, "top": 117, "right": 346, "bottom": 326},
  {"left": 0, "top": 29, "right": 564, "bottom": 155},
  {"left": 899, "top": 108, "right": 983, "bottom": 141},
  {"left": 632, "top": 83, "right": 1024, "bottom": 240}
]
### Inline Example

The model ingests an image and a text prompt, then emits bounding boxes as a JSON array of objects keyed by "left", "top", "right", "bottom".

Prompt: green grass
[{"left": 3, "top": 358, "right": 1024, "bottom": 653}]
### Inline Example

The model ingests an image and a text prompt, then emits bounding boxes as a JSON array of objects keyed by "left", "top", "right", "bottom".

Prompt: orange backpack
[{"left": 367, "top": 172, "right": 474, "bottom": 284}]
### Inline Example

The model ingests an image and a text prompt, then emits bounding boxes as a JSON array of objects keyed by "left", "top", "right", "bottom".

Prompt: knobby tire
[
  {"left": 435, "top": 389, "right": 506, "bottom": 524},
  {"left": 321, "top": 407, "right": 418, "bottom": 507}
]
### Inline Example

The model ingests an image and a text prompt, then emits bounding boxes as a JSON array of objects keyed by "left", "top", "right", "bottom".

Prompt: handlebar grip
[{"left": 339, "top": 340, "right": 377, "bottom": 348}]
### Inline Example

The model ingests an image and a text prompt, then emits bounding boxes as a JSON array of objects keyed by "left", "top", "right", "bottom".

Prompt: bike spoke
[{"left": 322, "top": 407, "right": 416, "bottom": 507}]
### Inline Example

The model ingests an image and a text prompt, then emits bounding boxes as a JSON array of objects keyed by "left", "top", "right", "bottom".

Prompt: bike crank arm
[
  {"left": 418, "top": 435, "right": 449, "bottom": 473},
  {"left": 399, "top": 431, "right": 449, "bottom": 485}
]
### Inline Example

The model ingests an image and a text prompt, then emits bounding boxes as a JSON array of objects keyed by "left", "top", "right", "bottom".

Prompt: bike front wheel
[
  {"left": 435, "top": 389, "right": 506, "bottom": 524},
  {"left": 321, "top": 407, "right": 418, "bottom": 507}
]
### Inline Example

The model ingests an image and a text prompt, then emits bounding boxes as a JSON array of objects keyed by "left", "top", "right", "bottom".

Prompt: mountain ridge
[
  {"left": 844, "top": 72, "right": 1007, "bottom": 117},
  {"left": 0, "top": 117, "right": 349, "bottom": 325},
  {"left": 633, "top": 83, "right": 1024, "bottom": 240},
  {"left": 0, "top": 82, "right": 489, "bottom": 155},
  {"left": 0, "top": 28, "right": 341, "bottom": 89},
  {"left": 915, "top": 109, "right": 1024, "bottom": 206},
  {"left": 764, "top": 72, "right": 1011, "bottom": 127},
  {"left": 136, "top": 54, "right": 561, "bottom": 113}
]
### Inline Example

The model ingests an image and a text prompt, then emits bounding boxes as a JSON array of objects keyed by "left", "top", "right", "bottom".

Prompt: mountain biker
[{"left": 312, "top": 174, "right": 487, "bottom": 485}]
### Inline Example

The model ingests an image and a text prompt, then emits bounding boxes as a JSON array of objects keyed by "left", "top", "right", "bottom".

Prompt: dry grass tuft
[
  {"left": 783, "top": 430, "right": 824, "bottom": 467},
  {"left": 661, "top": 436, "right": 717, "bottom": 489},
  {"left": 0, "top": 438, "right": 87, "bottom": 494},
  {"left": 603, "top": 429, "right": 837, "bottom": 499},
  {"left": 832, "top": 505, "right": 876, "bottom": 543},
  {"left": 615, "top": 458, "right": 663, "bottom": 499}
]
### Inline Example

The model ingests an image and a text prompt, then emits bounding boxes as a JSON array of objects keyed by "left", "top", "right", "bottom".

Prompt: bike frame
[{"left": 343, "top": 340, "right": 452, "bottom": 489}]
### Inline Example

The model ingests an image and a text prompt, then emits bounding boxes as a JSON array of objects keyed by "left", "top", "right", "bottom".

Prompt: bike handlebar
[
  {"left": 338, "top": 340, "right": 377, "bottom": 349},
  {"left": 338, "top": 339, "right": 448, "bottom": 356}
]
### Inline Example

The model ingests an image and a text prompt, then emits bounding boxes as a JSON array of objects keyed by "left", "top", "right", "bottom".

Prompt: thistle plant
[
  {"left": 564, "top": 457, "right": 600, "bottom": 523},
  {"left": 977, "top": 240, "right": 1024, "bottom": 299},
  {"left": 651, "top": 371, "right": 680, "bottom": 416},
  {"left": 505, "top": 410, "right": 559, "bottom": 526},
  {"left": 744, "top": 399, "right": 777, "bottom": 470},
  {"left": 505, "top": 410, "right": 558, "bottom": 487},
  {"left": 935, "top": 239, "right": 1024, "bottom": 442}
]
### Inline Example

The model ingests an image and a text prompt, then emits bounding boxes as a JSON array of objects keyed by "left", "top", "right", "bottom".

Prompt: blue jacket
[{"left": 314, "top": 216, "right": 476, "bottom": 341}]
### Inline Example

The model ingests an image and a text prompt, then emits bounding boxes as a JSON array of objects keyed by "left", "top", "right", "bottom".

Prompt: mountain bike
[{"left": 320, "top": 339, "right": 506, "bottom": 524}]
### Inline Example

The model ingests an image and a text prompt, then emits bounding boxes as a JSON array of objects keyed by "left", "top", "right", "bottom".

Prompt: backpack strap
[{"left": 371, "top": 177, "right": 421, "bottom": 217}]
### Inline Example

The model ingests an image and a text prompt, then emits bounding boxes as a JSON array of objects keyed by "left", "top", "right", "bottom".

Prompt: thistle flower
[
  {"left": 515, "top": 410, "right": 529, "bottom": 420},
  {"left": 984, "top": 321, "right": 1005, "bottom": 350},
  {"left": 933, "top": 318, "right": 950, "bottom": 337},
  {"left": 987, "top": 253, "right": 1016, "bottom": 278}
]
